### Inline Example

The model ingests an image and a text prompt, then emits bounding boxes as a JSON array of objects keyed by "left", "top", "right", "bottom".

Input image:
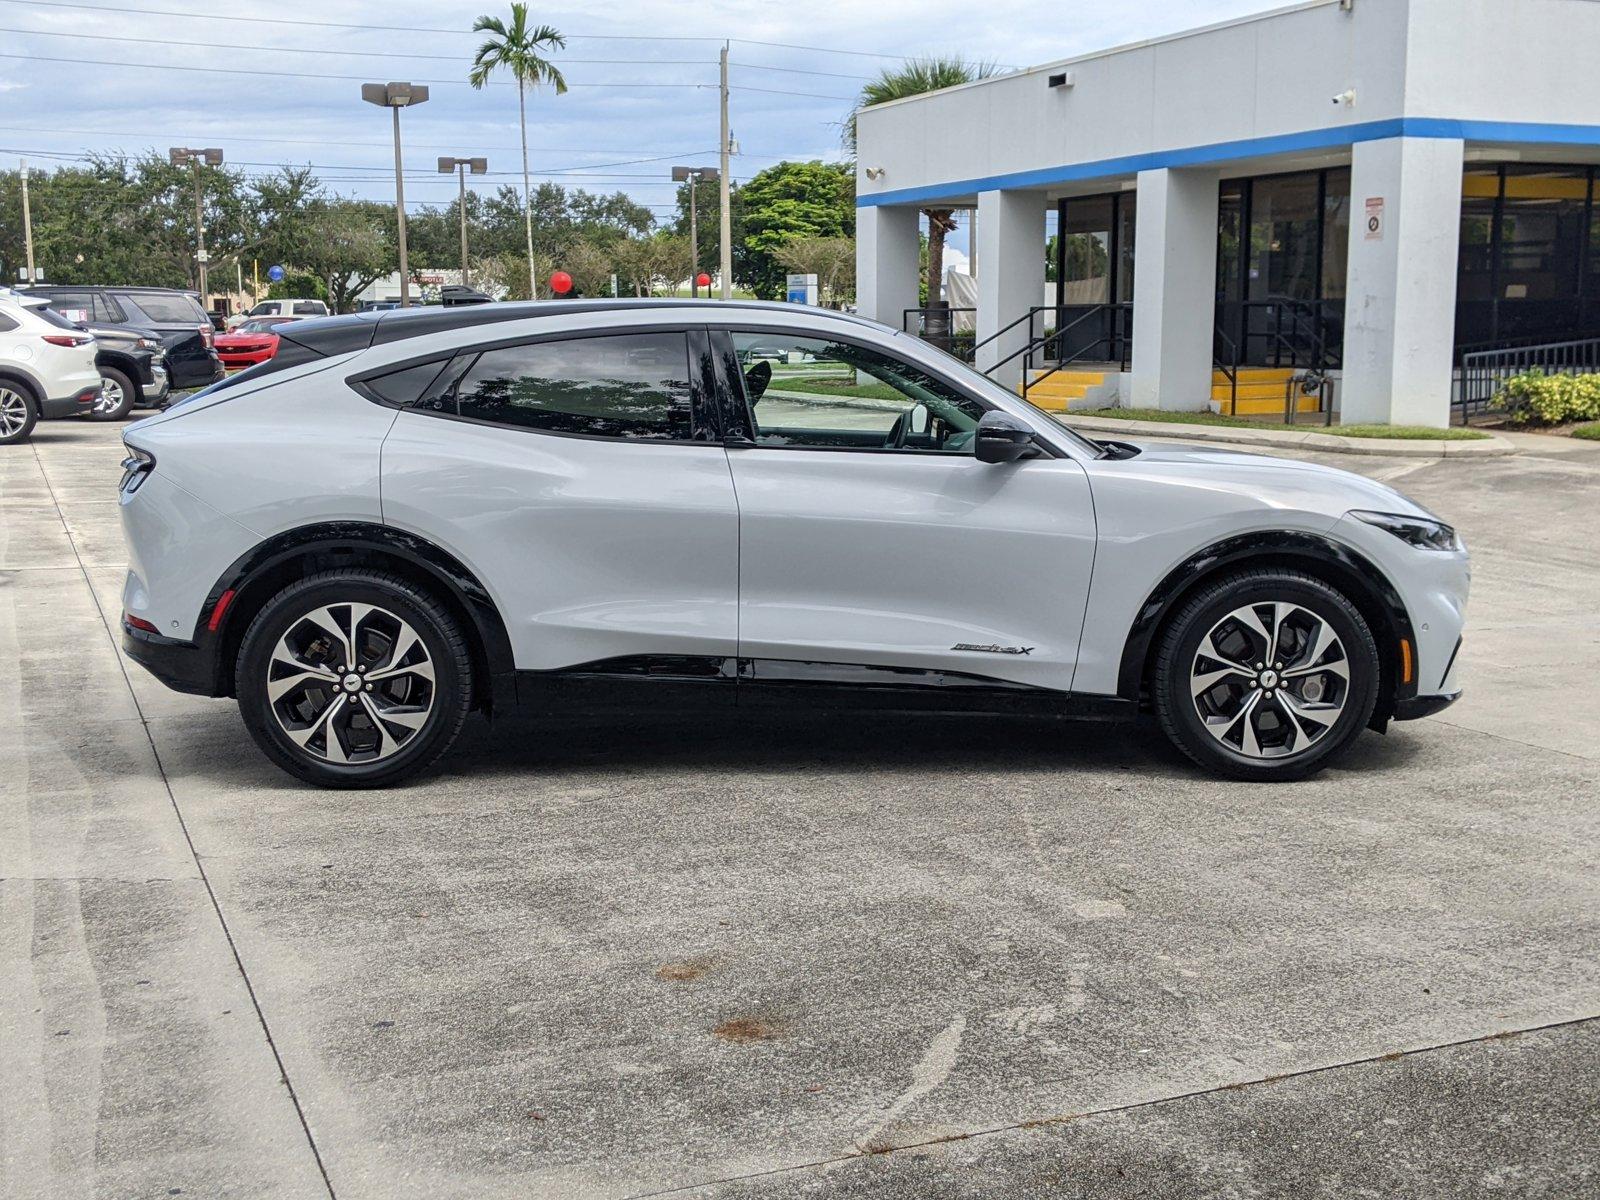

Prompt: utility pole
[
  {"left": 362, "top": 82, "right": 430, "bottom": 307},
  {"left": 672, "top": 165, "right": 719, "bottom": 298},
  {"left": 718, "top": 42, "right": 733, "bottom": 300},
  {"left": 438, "top": 157, "right": 488, "bottom": 287},
  {"left": 19, "top": 158, "right": 35, "bottom": 284},
  {"left": 169, "top": 148, "right": 223, "bottom": 300}
]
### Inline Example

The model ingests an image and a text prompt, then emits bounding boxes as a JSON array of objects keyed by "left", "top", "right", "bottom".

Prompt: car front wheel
[
  {"left": 235, "top": 570, "right": 473, "bottom": 788},
  {"left": 1152, "top": 569, "right": 1380, "bottom": 781}
]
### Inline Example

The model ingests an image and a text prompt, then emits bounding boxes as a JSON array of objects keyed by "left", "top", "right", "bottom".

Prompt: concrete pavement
[{"left": 2, "top": 419, "right": 1596, "bottom": 1198}]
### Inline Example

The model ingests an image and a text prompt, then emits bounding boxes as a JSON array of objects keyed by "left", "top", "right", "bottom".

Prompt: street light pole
[
  {"left": 19, "top": 158, "right": 35, "bottom": 284},
  {"left": 438, "top": 156, "right": 488, "bottom": 288},
  {"left": 362, "top": 82, "right": 430, "bottom": 308},
  {"left": 671, "top": 165, "right": 719, "bottom": 298},
  {"left": 169, "top": 147, "right": 223, "bottom": 301}
]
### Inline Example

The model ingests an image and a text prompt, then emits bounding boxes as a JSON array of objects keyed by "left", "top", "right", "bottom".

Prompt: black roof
[{"left": 279, "top": 299, "right": 876, "bottom": 359}]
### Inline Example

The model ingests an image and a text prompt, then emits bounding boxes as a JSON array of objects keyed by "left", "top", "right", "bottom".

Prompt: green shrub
[
  {"left": 1572, "top": 422, "right": 1600, "bottom": 442},
  {"left": 1493, "top": 371, "right": 1600, "bottom": 426}
]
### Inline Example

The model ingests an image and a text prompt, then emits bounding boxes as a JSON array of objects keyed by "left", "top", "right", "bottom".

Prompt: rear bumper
[
  {"left": 1394, "top": 690, "right": 1461, "bottom": 721},
  {"left": 39, "top": 385, "right": 102, "bottom": 419},
  {"left": 122, "top": 620, "right": 219, "bottom": 696}
]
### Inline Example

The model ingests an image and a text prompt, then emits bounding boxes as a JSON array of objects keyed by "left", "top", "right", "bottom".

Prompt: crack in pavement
[
  {"left": 30, "top": 439, "right": 339, "bottom": 1200},
  {"left": 625, "top": 1012, "right": 1600, "bottom": 1198}
]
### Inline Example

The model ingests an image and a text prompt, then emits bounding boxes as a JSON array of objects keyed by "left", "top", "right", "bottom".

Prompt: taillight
[
  {"left": 199, "top": 323, "right": 214, "bottom": 348},
  {"left": 42, "top": 333, "right": 92, "bottom": 347},
  {"left": 120, "top": 444, "right": 156, "bottom": 494},
  {"left": 124, "top": 613, "right": 160, "bottom": 634}
]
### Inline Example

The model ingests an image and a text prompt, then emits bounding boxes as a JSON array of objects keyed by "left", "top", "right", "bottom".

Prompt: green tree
[
  {"left": 845, "top": 57, "right": 999, "bottom": 307},
  {"left": 774, "top": 236, "right": 856, "bottom": 307},
  {"left": 469, "top": 3, "right": 567, "bottom": 299},
  {"left": 737, "top": 160, "right": 854, "bottom": 299}
]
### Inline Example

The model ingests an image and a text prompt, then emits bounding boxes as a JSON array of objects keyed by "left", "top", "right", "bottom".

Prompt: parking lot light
[
  {"left": 438, "top": 156, "right": 488, "bottom": 287},
  {"left": 169, "top": 147, "right": 223, "bottom": 302},
  {"left": 362, "top": 82, "right": 431, "bottom": 308}
]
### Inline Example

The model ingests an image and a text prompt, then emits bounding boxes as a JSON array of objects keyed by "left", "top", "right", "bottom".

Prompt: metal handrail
[
  {"left": 965, "top": 306, "right": 1046, "bottom": 363},
  {"left": 1019, "top": 305, "right": 1133, "bottom": 402},
  {"left": 1456, "top": 334, "right": 1600, "bottom": 424},
  {"left": 1213, "top": 328, "right": 1240, "bottom": 415},
  {"left": 983, "top": 305, "right": 1103, "bottom": 378}
]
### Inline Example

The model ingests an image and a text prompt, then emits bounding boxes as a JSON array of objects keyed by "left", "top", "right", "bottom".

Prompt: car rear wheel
[
  {"left": 1152, "top": 569, "right": 1380, "bottom": 782},
  {"left": 93, "top": 367, "right": 136, "bottom": 421},
  {"left": 0, "top": 384, "right": 37, "bottom": 444},
  {"left": 236, "top": 570, "right": 473, "bottom": 788}
]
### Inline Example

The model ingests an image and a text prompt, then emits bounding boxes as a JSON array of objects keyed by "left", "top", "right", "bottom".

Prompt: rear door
[
  {"left": 377, "top": 326, "right": 740, "bottom": 672},
  {"left": 712, "top": 327, "right": 1098, "bottom": 693}
]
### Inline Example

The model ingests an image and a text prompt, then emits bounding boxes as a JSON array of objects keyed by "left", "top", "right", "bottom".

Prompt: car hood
[{"left": 1088, "top": 437, "right": 1438, "bottom": 522}]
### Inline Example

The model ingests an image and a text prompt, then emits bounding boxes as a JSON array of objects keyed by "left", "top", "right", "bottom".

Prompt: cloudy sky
[{"left": 0, "top": 0, "right": 1278, "bottom": 256}]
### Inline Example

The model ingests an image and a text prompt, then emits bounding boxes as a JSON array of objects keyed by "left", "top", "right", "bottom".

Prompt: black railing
[
  {"left": 968, "top": 304, "right": 1132, "bottom": 404},
  {"left": 1216, "top": 297, "right": 1341, "bottom": 372},
  {"left": 902, "top": 306, "right": 978, "bottom": 358},
  {"left": 1213, "top": 328, "right": 1240, "bottom": 415},
  {"left": 1455, "top": 335, "right": 1600, "bottom": 424}
]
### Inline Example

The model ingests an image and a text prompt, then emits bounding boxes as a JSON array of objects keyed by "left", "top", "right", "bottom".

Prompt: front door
[{"left": 712, "top": 328, "right": 1097, "bottom": 693}]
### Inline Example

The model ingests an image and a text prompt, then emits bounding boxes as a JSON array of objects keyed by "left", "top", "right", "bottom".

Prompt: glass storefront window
[{"left": 1059, "top": 194, "right": 1113, "bottom": 305}]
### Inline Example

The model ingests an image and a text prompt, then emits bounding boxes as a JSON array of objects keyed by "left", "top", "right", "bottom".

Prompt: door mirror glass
[{"left": 974, "top": 411, "right": 1041, "bottom": 463}]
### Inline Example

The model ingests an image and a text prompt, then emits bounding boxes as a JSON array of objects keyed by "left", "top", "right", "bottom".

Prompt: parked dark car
[
  {"left": 26, "top": 286, "right": 225, "bottom": 391},
  {"left": 85, "top": 322, "right": 170, "bottom": 420}
]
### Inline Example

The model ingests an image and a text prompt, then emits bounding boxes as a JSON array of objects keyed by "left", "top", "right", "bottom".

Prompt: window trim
[
  {"left": 348, "top": 322, "right": 721, "bottom": 447},
  {"left": 708, "top": 326, "right": 1063, "bottom": 459}
]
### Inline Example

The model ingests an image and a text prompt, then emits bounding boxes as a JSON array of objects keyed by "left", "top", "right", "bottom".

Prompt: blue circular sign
[{"left": 267, "top": 265, "right": 285, "bottom": 283}]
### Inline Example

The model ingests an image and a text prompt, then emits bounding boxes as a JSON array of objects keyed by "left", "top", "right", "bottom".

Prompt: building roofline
[{"left": 858, "top": 0, "right": 1340, "bottom": 116}]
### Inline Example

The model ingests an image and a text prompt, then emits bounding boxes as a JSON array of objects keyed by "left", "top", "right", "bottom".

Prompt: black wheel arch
[
  {"left": 96, "top": 350, "right": 144, "bottom": 401},
  {"left": 1116, "top": 531, "right": 1418, "bottom": 729},
  {"left": 0, "top": 367, "right": 43, "bottom": 404},
  {"left": 198, "top": 522, "right": 515, "bottom": 714}
]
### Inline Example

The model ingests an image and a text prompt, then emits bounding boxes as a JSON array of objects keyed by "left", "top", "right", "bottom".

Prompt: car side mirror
[{"left": 974, "top": 411, "right": 1041, "bottom": 463}]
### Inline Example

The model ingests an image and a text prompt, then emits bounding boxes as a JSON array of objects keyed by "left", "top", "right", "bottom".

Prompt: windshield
[{"left": 899, "top": 330, "right": 1107, "bottom": 457}]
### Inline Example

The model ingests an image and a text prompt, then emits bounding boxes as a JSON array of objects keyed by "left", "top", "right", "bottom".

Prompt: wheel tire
[
  {"left": 0, "top": 382, "right": 38, "bottom": 445},
  {"left": 1152, "top": 568, "right": 1380, "bottom": 782},
  {"left": 93, "top": 366, "right": 136, "bottom": 421},
  {"left": 236, "top": 569, "right": 473, "bottom": 788}
]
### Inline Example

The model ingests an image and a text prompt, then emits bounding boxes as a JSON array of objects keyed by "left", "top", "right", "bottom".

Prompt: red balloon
[
  {"left": 549, "top": 270, "right": 573, "bottom": 295},
  {"left": 695, "top": 272, "right": 712, "bottom": 289}
]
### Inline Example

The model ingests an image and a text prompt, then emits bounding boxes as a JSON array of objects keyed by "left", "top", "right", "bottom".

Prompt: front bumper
[
  {"left": 122, "top": 620, "right": 219, "bottom": 696},
  {"left": 142, "top": 363, "right": 171, "bottom": 405},
  {"left": 1395, "top": 690, "right": 1461, "bottom": 721}
]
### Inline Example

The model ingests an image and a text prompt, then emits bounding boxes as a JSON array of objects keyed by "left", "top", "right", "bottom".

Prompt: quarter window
[
  {"left": 452, "top": 332, "right": 694, "bottom": 441},
  {"left": 725, "top": 332, "right": 986, "bottom": 453}
]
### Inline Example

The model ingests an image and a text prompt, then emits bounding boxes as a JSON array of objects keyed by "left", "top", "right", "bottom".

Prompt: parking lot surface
[{"left": 4, "top": 419, "right": 1598, "bottom": 1198}]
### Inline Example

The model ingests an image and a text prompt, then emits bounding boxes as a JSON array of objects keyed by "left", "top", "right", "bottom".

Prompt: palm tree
[
  {"left": 469, "top": 3, "right": 567, "bottom": 299},
  {"left": 846, "top": 57, "right": 999, "bottom": 308}
]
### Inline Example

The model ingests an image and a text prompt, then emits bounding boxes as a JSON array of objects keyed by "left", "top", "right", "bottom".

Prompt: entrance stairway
[
  {"left": 1213, "top": 367, "right": 1323, "bottom": 417},
  {"left": 1019, "top": 367, "right": 1119, "bottom": 412}
]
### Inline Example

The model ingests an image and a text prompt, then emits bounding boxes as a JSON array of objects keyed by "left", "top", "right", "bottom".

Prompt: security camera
[{"left": 1332, "top": 89, "right": 1356, "bottom": 106}]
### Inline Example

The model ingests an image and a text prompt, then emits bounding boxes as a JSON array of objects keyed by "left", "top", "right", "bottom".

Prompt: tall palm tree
[
  {"left": 846, "top": 57, "right": 999, "bottom": 308},
  {"left": 469, "top": 3, "right": 567, "bottom": 299}
]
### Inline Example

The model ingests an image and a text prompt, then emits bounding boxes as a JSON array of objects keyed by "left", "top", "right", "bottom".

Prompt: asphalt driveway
[{"left": 3, "top": 419, "right": 1597, "bottom": 1198}]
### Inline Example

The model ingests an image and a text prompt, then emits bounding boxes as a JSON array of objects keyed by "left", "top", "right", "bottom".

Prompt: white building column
[
  {"left": 856, "top": 204, "right": 921, "bottom": 330},
  {"left": 1341, "top": 136, "right": 1464, "bottom": 427},
  {"left": 974, "top": 189, "right": 1047, "bottom": 389},
  {"left": 1130, "top": 167, "right": 1219, "bottom": 411}
]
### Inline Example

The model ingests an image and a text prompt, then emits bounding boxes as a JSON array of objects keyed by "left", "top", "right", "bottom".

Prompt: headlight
[
  {"left": 1351, "top": 510, "right": 1463, "bottom": 552},
  {"left": 136, "top": 337, "right": 161, "bottom": 351}
]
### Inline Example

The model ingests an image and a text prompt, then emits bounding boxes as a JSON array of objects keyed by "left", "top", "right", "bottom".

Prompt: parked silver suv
[{"left": 118, "top": 302, "right": 1468, "bottom": 787}]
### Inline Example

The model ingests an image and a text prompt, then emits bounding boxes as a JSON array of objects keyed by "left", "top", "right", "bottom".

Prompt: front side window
[
  {"left": 452, "top": 332, "right": 693, "bottom": 441},
  {"left": 725, "top": 332, "right": 986, "bottom": 453}
]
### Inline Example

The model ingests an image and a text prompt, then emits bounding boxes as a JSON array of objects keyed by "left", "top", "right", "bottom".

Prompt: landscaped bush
[
  {"left": 1493, "top": 370, "right": 1600, "bottom": 426},
  {"left": 1572, "top": 422, "right": 1600, "bottom": 442}
]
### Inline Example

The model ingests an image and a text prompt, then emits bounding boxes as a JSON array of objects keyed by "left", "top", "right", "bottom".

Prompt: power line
[
  {"left": 0, "top": 22, "right": 875, "bottom": 81},
  {"left": 0, "top": 0, "right": 935, "bottom": 61}
]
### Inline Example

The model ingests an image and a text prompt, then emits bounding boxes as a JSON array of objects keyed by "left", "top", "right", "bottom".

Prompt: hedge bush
[{"left": 1493, "top": 371, "right": 1600, "bottom": 426}]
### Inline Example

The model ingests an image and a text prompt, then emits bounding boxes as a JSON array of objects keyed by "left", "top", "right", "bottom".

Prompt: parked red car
[{"left": 214, "top": 316, "right": 300, "bottom": 371}]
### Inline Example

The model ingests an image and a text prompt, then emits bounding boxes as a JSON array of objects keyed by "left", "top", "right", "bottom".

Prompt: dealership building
[{"left": 855, "top": 0, "right": 1600, "bottom": 426}]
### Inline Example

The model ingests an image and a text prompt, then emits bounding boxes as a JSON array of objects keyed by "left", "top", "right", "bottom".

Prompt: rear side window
[
  {"left": 292, "top": 301, "right": 327, "bottom": 315},
  {"left": 119, "top": 292, "right": 206, "bottom": 323},
  {"left": 41, "top": 292, "right": 94, "bottom": 324},
  {"left": 0, "top": 311, "right": 17, "bottom": 332},
  {"left": 364, "top": 358, "right": 459, "bottom": 409},
  {"left": 451, "top": 332, "right": 693, "bottom": 441}
]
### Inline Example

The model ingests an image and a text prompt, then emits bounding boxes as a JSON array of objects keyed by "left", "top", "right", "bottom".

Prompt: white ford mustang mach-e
[{"left": 117, "top": 301, "right": 1467, "bottom": 787}]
